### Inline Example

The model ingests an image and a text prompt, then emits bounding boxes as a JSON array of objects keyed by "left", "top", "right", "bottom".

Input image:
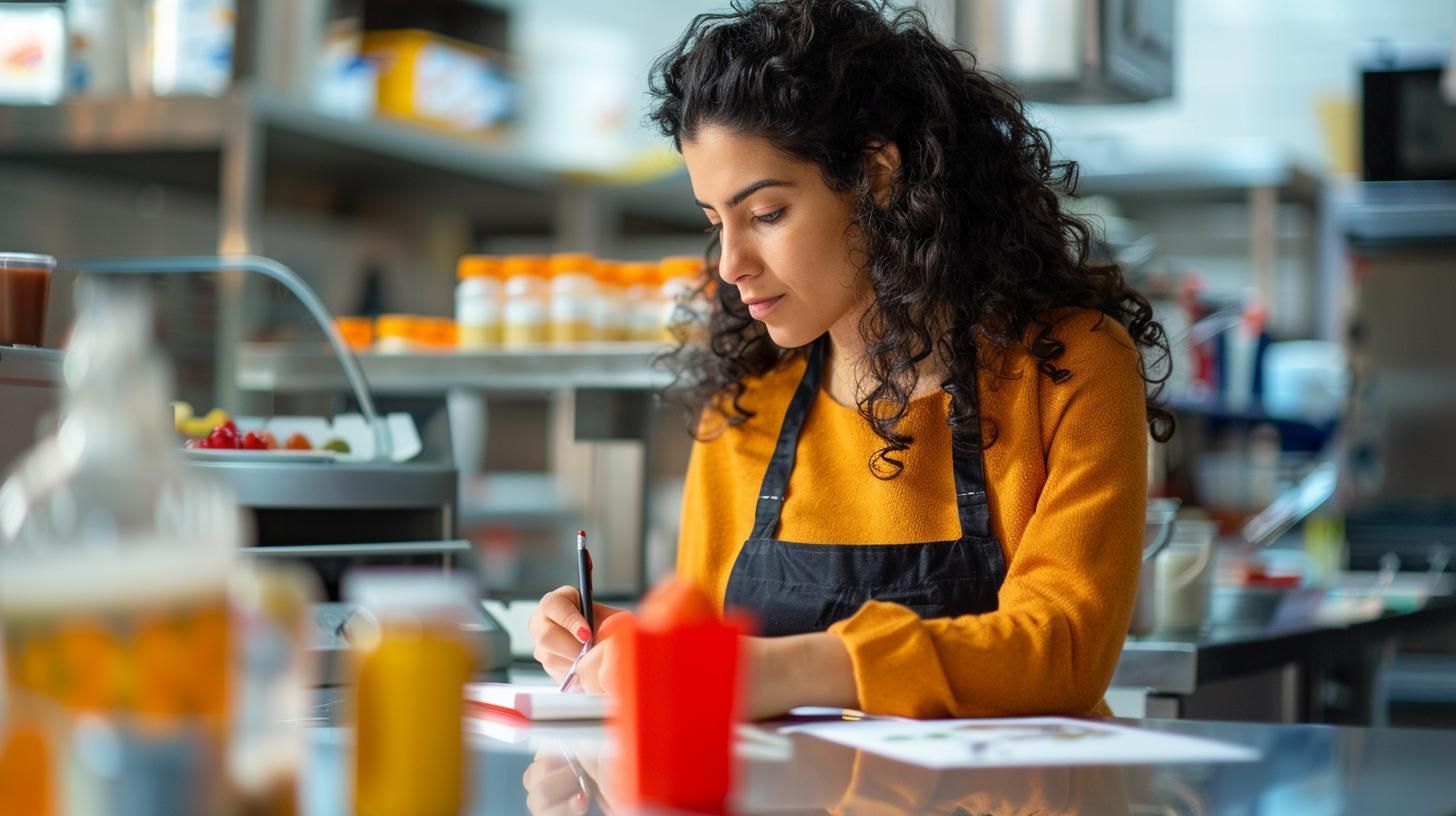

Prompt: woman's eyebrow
[{"left": 694, "top": 178, "right": 794, "bottom": 211}]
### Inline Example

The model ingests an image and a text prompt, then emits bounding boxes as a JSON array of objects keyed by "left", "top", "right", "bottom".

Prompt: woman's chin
[{"left": 761, "top": 320, "right": 819, "bottom": 349}]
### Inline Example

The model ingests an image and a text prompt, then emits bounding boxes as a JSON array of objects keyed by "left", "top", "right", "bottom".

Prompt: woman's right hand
[{"left": 528, "top": 585, "right": 625, "bottom": 682}]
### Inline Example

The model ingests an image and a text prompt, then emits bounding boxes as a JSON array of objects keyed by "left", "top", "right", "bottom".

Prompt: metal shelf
[
  {"left": 238, "top": 342, "right": 673, "bottom": 394},
  {"left": 0, "top": 88, "right": 698, "bottom": 226}
]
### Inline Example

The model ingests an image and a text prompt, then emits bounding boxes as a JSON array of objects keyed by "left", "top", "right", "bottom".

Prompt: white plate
[{"left": 182, "top": 447, "right": 342, "bottom": 464}]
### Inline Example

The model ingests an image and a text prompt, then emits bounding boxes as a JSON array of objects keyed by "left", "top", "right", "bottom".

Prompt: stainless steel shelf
[
  {"left": 0, "top": 90, "right": 541, "bottom": 186},
  {"left": 1340, "top": 181, "right": 1456, "bottom": 247},
  {"left": 238, "top": 343, "right": 673, "bottom": 394},
  {"left": 188, "top": 458, "right": 457, "bottom": 509},
  {"left": 0, "top": 89, "right": 700, "bottom": 226}
]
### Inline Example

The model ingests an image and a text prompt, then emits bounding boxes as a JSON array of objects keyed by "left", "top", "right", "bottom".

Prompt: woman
[{"left": 529, "top": 0, "right": 1172, "bottom": 720}]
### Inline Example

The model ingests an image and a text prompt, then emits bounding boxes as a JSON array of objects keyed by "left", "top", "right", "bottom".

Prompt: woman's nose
[{"left": 715, "top": 229, "right": 756, "bottom": 286}]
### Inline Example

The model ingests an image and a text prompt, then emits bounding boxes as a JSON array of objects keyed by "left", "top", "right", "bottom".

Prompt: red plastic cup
[
  {"left": 610, "top": 581, "right": 753, "bottom": 814},
  {"left": 0, "top": 253, "right": 55, "bottom": 347}
]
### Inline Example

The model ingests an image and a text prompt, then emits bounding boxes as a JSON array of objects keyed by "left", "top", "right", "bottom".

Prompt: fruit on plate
[
  {"left": 205, "top": 425, "right": 239, "bottom": 450},
  {"left": 284, "top": 433, "right": 312, "bottom": 451},
  {"left": 178, "top": 407, "right": 232, "bottom": 439},
  {"left": 320, "top": 438, "right": 351, "bottom": 454},
  {"left": 173, "top": 401, "right": 193, "bottom": 430}
]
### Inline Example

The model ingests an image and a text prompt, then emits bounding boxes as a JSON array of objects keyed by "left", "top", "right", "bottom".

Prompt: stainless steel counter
[
  {"left": 298, "top": 716, "right": 1456, "bottom": 815},
  {"left": 1111, "top": 583, "right": 1456, "bottom": 721}
]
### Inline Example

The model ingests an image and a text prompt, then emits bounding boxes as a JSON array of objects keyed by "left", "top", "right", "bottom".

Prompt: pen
[{"left": 560, "top": 529, "right": 594, "bottom": 692}]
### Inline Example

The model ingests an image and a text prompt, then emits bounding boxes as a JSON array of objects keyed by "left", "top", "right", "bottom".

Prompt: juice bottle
[{"left": 347, "top": 571, "right": 475, "bottom": 816}]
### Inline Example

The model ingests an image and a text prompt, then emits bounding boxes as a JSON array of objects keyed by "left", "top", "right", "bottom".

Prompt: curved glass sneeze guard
[{"left": 73, "top": 255, "right": 393, "bottom": 461}]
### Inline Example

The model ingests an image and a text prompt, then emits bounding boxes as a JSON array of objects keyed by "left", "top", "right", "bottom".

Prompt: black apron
[{"left": 723, "top": 338, "right": 1009, "bottom": 637}]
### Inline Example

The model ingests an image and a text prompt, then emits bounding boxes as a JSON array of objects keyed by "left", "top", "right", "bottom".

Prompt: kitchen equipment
[
  {"left": 958, "top": 0, "right": 1175, "bottom": 104},
  {"left": 1360, "top": 42, "right": 1456, "bottom": 182},
  {"left": 1155, "top": 519, "right": 1218, "bottom": 631},
  {"left": 1261, "top": 341, "right": 1347, "bottom": 422},
  {"left": 1131, "top": 497, "right": 1180, "bottom": 635},
  {"left": 0, "top": 253, "right": 53, "bottom": 347}
]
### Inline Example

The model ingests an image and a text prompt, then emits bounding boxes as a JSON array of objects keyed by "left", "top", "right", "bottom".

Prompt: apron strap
[
  {"left": 947, "top": 362, "right": 994, "bottom": 541},
  {"left": 748, "top": 338, "right": 827, "bottom": 540},
  {"left": 749, "top": 336, "right": 995, "bottom": 543}
]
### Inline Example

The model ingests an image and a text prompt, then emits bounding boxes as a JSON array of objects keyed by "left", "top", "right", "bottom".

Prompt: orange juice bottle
[{"left": 347, "top": 571, "right": 476, "bottom": 816}]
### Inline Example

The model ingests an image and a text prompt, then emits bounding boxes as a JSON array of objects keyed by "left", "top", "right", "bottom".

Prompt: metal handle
[{"left": 74, "top": 255, "right": 392, "bottom": 460}]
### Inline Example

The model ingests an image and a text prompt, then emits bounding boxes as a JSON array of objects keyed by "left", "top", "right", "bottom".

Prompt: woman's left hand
[{"left": 741, "top": 632, "right": 859, "bottom": 721}]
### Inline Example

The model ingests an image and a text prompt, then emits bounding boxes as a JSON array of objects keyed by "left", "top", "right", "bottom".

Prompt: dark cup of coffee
[{"left": 0, "top": 253, "right": 55, "bottom": 347}]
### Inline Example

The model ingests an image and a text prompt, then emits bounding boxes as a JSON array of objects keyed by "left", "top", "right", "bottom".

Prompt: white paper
[
  {"left": 465, "top": 682, "right": 613, "bottom": 721},
  {"left": 782, "top": 717, "right": 1258, "bottom": 769}
]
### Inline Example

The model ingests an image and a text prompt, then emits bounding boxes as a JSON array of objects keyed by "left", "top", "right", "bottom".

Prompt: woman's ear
[{"left": 865, "top": 141, "right": 901, "bottom": 206}]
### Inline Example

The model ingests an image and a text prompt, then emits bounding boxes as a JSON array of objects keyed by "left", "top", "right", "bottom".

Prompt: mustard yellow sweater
[{"left": 676, "top": 309, "right": 1148, "bottom": 718}]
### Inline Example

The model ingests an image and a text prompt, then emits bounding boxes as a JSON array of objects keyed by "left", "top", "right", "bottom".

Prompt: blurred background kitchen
[{"left": 2, "top": 0, "right": 1454, "bottom": 728}]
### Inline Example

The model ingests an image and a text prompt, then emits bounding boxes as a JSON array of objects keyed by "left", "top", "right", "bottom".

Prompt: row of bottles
[
  {"left": 333, "top": 253, "right": 711, "bottom": 354},
  {"left": 457, "top": 253, "right": 707, "bottom": 349}
]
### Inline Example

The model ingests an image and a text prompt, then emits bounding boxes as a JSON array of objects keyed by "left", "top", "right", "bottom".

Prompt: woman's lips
[{"left": 745, "top": 295, "right": 784, "bottom": 320}]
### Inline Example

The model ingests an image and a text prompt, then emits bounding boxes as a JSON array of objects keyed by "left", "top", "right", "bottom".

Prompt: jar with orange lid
[
  {"left": 375, "top": 314, "right": 416, "bottom": 354},
  {"left": 455, "top": 255, "right": 503, "bottom": 349},
  {"left": 501, "top": 256, "right": 549, "bottom": 348},
  {"left": 621, "top": 261, "right": 663, "bottom": 342},
  {"left": 593, "top": 260, "right": 627, "bottom": 342},
  {"left": 337, "top": 317, "right": 374, "bottom": 351},
  {"left": 659, "top": 255, "right": 708, "bottom": 343},
  {"left": 413, "top": 317, "right": 457, "bottom": 351},
  {"left": 547, "top": 252, "right": 599, "bottom": 344}
]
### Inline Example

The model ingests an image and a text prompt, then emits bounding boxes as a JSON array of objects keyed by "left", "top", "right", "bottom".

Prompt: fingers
[
  {"left": 540, "top": 586, "right": 593, "bottom": 643},
  {"left": 523, "top": 758, "right": 591, "bottom": 816},
  {"left": 532, "top": 623, "right": 585, "bottom": 672}
]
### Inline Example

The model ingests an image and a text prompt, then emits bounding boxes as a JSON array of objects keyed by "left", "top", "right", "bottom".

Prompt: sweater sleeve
[{"left": 827, "top": 326, "right": 1149, "bottom": 718}]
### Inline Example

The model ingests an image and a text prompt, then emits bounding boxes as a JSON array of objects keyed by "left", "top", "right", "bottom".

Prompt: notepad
[{"left": 465, "top": 683, "right": 614, "bottom": 721}]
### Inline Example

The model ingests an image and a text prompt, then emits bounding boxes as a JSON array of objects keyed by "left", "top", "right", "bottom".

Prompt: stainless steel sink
[{"left": 1209, "top": 585, "right": 1292, "bottom": 628}]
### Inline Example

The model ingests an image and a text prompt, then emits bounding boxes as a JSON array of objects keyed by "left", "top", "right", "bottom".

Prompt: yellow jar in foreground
[{"left": 347, "top": 572, "right": 475, "bottom": 816}]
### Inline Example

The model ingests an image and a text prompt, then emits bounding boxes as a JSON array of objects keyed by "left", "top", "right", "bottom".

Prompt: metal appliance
[{"left": 957, "top": 0, "right": 1176, "bottom": 104}]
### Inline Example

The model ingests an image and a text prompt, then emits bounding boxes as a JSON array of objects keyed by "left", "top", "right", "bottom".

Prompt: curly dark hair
[{"left": 649, "top": 0, "right": 1173, "bottom": 477}]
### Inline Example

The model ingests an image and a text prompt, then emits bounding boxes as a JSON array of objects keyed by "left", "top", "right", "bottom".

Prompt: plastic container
[
  {"left": 0, "top": 284, "right": 246, "bottom": 815},
  {"left": 612, "top": 577, "right": 749, "bottom": 813},
  {"left": 592, "top": 259, "right": 626, "bottom": 342},
  {"left": 413, "top": 317, "right": 456, "bottom": 351},
  {"left": 659, "top": 255, "right": 707, "bottom": 344},
  {"left": 501, "top": 256, "right": 549, "bottom": 349},
  {"left": 337, "top": 316, "right": 374, "bottom": 351},
  {"left": 1154, "top": 519, "right": 1218, "bottom": 631},
  {"left": 360, "top": 30, "right": 515, "bottom": 134},
  {"left": 0, "top": 252, "right": 54, "bottom": 347},
  {"left": 547, "top": 252, "right": 599, "bottom": 344},
  {"left": 347, "top": 571, "right": 475, "bottom": 816},
  {"left": 374, "top": 314, "right": 415, "bottom": 354},
  {"left": 620, "top": 261, "right": 662, "bottom": 342},
  {"left": 456, "top": 255, "right": 503, "bottom": 350}
]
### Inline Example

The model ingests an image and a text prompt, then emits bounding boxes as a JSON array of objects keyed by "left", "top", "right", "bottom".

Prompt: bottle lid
[
  {"left": 458, "top": 255, "right": 502, "bottom": 280},
  {"left": 548, "top": 253, "right": 595, "bottom": 277},
  {"left": 620, "top": 262, "right": 658, "bottom": 286},
  {"left": 659, "top": 256, "right": 705, "bottom": 281},
  {"left": 503, "top": 255, "right": 549, "bottom": 279},
  {"left": 375, "top": 314, "right": 414, "bottom": 340},
  {"left": 593, "top": 259, "right": 623, "bottom": 285}
]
